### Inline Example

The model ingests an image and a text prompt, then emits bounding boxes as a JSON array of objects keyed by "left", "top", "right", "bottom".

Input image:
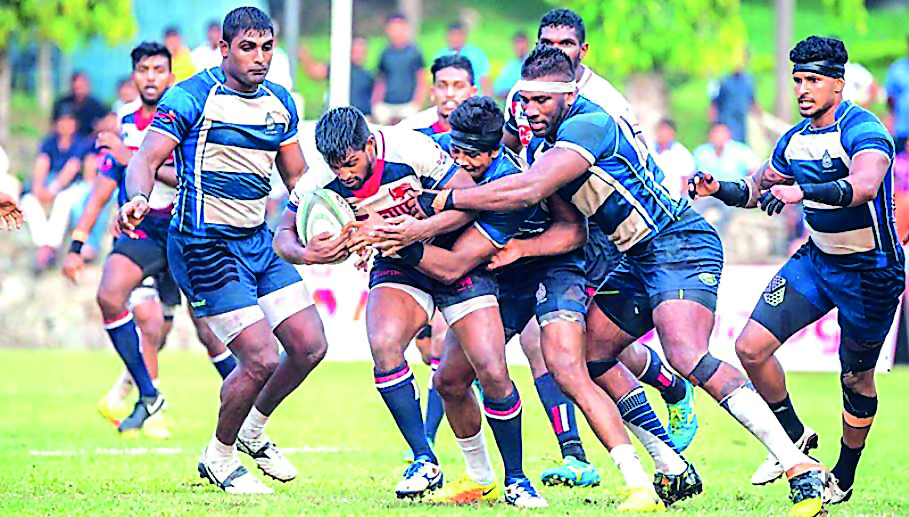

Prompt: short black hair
[
  {"left": 538, "top": 8, "right": 585, "bottom": 44},
  {"left": 790, "top": 36, "right": 848, "bottom": 65},
  {"left": 658, "top": 118, "right": 676, "bottom": 131},
  {"left": 521, "top": 46, "right": 574, "bottom": 81},
  {"left": 449, "top": 96, "right": 504, "bottom": 136},
  {"left": 208, "top": 20, "right": 221, "bottom": 31},
  {"left": 163, "top": 26, "right": 180, "bottom": 37},
  {"left": 71, "top": 71, "right": 87, "bottom": 82},
  {"left": 131, "top": 41, "right": 172, "bottom": 71},
  {"left": 431, "top": 55, "right": 474, "bottom": 85},
  {"left": 386, "top": 12, "right": 407, "bottom": 24},
  {"left": 448, "top": 21, "right": 465, "bottom": 32},
  {"left": 223, "top": 6, "right": 273, "bottom": 45},
  {"left": 315, "top": 106, "right": 371, "bottom": 167},
  {"left": 514, "top": 31, "right": 528, "bottom": 41}
]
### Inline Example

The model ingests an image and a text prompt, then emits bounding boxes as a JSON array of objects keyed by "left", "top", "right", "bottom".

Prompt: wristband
[
  {"left": 714, "top": 179, "right": 751, "bottom": 207},
  {"left": 69, "top": 240, "right": 85, "bottom": 255},
  {"left": 432, "top": 189, "right": 455, "bottom": 213},
  {"left": 801, "top": 179, "right": 853, "bottom": 207},
  {"left": 131, "top": 193, "right": 150, "bottom": 204},
  {"left": 395, "top": 242, "right": 425, "bottom": 267}
]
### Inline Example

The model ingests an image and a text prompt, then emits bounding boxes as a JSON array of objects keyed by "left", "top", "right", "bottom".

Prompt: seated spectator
[
  {"left": 299, "top": 36, "right": 375, "bottom": 116},
  {"left": 693, "top": 122, "right": 759, "bottom": 181},
  {"left": 652, "top": 118, "right": 695, "bottom": 198},
  {"left": 434, "top": 22, "right": 491, "bottom": 96},
  {"left": 52, "top": 72, "right": 109, "bottom": 138},
  {"left": 372, "top": 13, "right": 426, "bottom": 125},
  {"left": 19, "top": 107, "right": 91, "bottom": 271},
  {"left": 192, "top": 21, "right": 223, "bottom": 71},
  {"left": 164, "top": 27, "right": 196, "bottom": 82}
]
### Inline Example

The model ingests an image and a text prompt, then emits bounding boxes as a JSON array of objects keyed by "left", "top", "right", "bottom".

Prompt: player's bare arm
[
  {"left": 121, "top": 131, "right": 178, "bottom": 236},
  {"left": 62, "top": 175, "right": 117, "bottom": 282},
  {"left": 154, "top": 165, "right": 179, "bottom": 188},
  {"left": 412, "top": 227, "right": 499, "bottom": 285},
  {"left": 488, "top": 195, "right": 587, "bottom": 270},
  {"left": 273, "top": 207, "right": 351, "bottom": 265},
  {"left": 275, "top": 141, "right": 309, "bottom": 192},
  {"left": 428, "top": 147, "right": 589, "bottom": 212}
]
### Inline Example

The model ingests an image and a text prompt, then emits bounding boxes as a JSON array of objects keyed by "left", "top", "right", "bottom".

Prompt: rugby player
[
  {"left": 61, "top": 42, "right": 238, "bottom": 432},
  {"left": 689, "top": 36, "right": 902, "bottom": 506},
  {"left": 0, "top": 193, "right": 23, "bottom": 229},
  {"left": 122, "top": 7, "right": 328, "bottom": 494},
  {"left": 504, "top": 8, "right": 699, "bottom": 452},
  {"left": 422, "top": 46, "right": 830, "bottom": 516}
]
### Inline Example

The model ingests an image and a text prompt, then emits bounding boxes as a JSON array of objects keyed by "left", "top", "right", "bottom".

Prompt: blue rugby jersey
[
  {"left": 149, "top": 67, "right": 299, "bottom": 239},
  {"left": 526, "top": 95, "right": 686, "bottom": 253},
  {"left": 771, "top": 100, "right": 901, "bottom": 270}
]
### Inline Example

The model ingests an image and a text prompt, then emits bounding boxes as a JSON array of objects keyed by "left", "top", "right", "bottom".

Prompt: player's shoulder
[
  {"left": 381, "top": 126, "right": 444, "bottom": 163},
  {"left": 778, "top": 118, "right": 812, "bottom": 148},
  {"left": 261, "top": 78, "right": 295, "bottom": 107},
  {"left": 117, "top": 99, "right": 142, "bottom": 124},
  {"left": 483, "top": 147, "right": 526, "bottom": 183},
  {"left": 838, "top": 101, "right": 894, "bottom": 154},
  {"left": 431, "top": 132, "right": 451, "bottom": 152},
  {"left": 561, "top": 102, "right": 614, "bottom": 135}
]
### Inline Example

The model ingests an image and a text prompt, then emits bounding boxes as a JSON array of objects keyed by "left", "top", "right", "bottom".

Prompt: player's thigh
[
  {"left": 98, "top": 241, "right": 152, "bottom": 306},
  {"left": 436, "top": 268, "right": 502, "bottom": 367},
  {"left": 188, "top": 306, "right": 228, "bottom": 357},
  {"left": 429, "top": 312, "right": 448, "bottom": 358},
  {"left": 586, "top": 301, "right": 637, "bottom": 363},
  {"left": 366, "top": 286, "right": 431, "bottom": 364}
]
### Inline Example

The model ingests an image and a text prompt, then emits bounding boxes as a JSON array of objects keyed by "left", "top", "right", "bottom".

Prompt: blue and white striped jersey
[
  {"left": 771, "top": 100, "right": 901, "bottom": 269},
  {"left": 150, "top": 67, "right": 299, "bottom": 239}
]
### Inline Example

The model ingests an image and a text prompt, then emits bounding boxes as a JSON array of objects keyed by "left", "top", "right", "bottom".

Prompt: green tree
[{"left": 0, "top": 0, "right": 136, "bottom": 143}]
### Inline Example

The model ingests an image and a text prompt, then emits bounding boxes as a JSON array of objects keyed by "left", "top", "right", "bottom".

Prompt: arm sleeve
[
  {"left": 552, "top": 113, "right": 618, "bottom": 165},
  {"left": 150, "top": 86, "right": 202, "bottom": 143}
]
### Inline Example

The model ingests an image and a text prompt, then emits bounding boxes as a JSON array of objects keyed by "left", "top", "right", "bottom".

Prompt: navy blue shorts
[
  {"left": 752, "top": 242, "right": 905, "bottom": 347},
  {"left": 594, "top": 209, "right": 724, "bottom": 338},
  {"left": 497, "top": 251, "right": 589, "bottom": 341},
  {"left": 110, "top": 216, "right": 170, "bottom": 277}
]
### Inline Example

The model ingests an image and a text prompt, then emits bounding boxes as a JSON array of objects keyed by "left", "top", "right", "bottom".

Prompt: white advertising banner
[{"left": 299, "top": 262, "right": 899, "bottom": 372}]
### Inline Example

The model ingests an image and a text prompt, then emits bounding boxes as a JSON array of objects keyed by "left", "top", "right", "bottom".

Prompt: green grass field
[{"left": 2, "top": 349, "right": 908, "bottom": 516}]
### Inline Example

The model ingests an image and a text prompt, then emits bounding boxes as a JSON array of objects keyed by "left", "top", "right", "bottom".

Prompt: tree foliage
[{"left": 0, "top": 0, "right": 135, "bottom": 50}]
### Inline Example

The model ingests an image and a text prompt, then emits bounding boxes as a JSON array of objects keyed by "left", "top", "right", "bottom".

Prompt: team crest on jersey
[
  {"left": 821, "top": 150, "right": 833, "bottom": 170},
  {"left": 536, "top": 283, "right": 547, "bottom": 304},
  {"left": 698, "top": 272, "right": 718, "bottom": 287},
  {"left": 388, "top": 184, "right": 414, "bottom": 201},
  {"left": 264, "top": 112, "right": 278, "bottom": 135},
  {"left": 762, "top": 275, "right": 786, "bottom": 307}
]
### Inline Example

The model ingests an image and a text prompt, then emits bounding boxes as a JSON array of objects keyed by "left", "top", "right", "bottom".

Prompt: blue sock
[
  {"left": 534, "top": 373, "right": 586, "bottom": 462},
  {"left": 617, "top": 386, "right": 680, "bottom": 454},
  {"left": 483, "top": 383, "right": 525, "bottom": 483},
  {"left": 211, "top": 351, "right": 238, "bottom": 380},
  {"left": 104, "top": 311, "right": 157, "bottom": 398},
  {"left": 375, "top": 363, "right": 437, "bottom": 463},
  {"left": 424, "top": 357, "right": 444, "bottom": 443},
  {"left": 638, "top": 346, "right": 686, "bottom": 405}
]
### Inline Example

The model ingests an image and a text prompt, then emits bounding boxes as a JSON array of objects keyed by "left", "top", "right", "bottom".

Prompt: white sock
[
  {"left": 240, "top": 406, "right": 269, "bottom": 439},
  {"left": 626, "top": 422, "right": 687, "bottom": 476},
  {"left": 107, "top": 370, "right": 134, "bottom": 404},
  {"left": 723, "top": 384, "right": 809, "bottom": 471},
  {"left": 211, "top": 350, "right": 232, "bottom": 363},
  {"left": 152, "top": 378, "right": 161, "bottom": 390},
  {"left": 456, "top": 430, "right": 496, "bottom": 485},
  {"left": 610, "top": 444, "right": 651, "bottom": 488},
  {"left": 207, "top": 435, "right": 236, "bottom": 463}
]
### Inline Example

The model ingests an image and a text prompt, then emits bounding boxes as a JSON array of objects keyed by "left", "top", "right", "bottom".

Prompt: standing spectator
[
  {"left": 709, "top": 50, "right": 760, "bottom": 144},
  {"left": 843, "top": 61, "right": 880, "bottom": 109},
  {"left": 372, "top": 13, "right": 426, "bottom": 125},
  {"left": 652, "top": 118, "right": 695, "bottom": 199},
  {"left": 265, "top": 20, "right": 294, "bottom": 91},
  {"left": 692, "top": 122, "right": 759, "bottom": 181},
  {"left": 112, "top": 78, "right": 139, "bottom": 114},
  {"left": 299, "top": 36, "right": 375, "bottom": 116},
  {"left": 886, "top": 35, "right": 909, "bottom": 152},
  {"left": 19, "top": 107, "right": 91, "bottom": 271},
  {"left": 52, "top": 72, "right": 109, "bottom": 137},
  {"left": 434, "top": 22, "right": 491, "bottom": 96},
  {"left": 494, "top": 32, "right": 530, "bottom": 98},
  {"left": 192, "top": 21, "right": 223, "bottom": 71},
  {"left": 164, "top": 27, "right": 195, "bottom": 81}
]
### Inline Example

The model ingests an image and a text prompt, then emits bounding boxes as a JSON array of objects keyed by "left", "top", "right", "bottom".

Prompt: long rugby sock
[
  {"left": 483, "top": 384, "right": 525, "bottom": 483},
  {"left": 375, "top": 363, "right": 437, "bottom": 463},
  {"left": 767, "top": 395, "right": 806, "bottom": 443},
  {"left": 211, "top": 351, "right": 238, "bottom": 380},
  {"left": 424, "top": 357, "right": 445, "bottom": 443},
  {"left": 831, "top": 440, "right": 863, "bottom": 490},
  {"left": 534, "top": 373, "right": 586, "bottom": 462},
  {"left": 104, "top": 311, "right": 157, "bottom": 398},
  {"left": 456, "top": 430, "right": 496, "bottom": 485},
  {"left": 618, "top": 387, "right": 687, "bottom": 475},
  {"left": 638, "top": 346, "right": 687, "bottom": 405},
  {"left": 722, "top": 383, "right": 809, "bottom": 471},
  {"left": 610, "top": 443, "right": 651, "bottom": 488}
]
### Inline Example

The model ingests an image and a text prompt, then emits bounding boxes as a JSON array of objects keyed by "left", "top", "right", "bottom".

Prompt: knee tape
[
  {"left": 416, "top": 325, "right": 432, "bottom": 340},
  {"left": 841, "top": 380, "right": 878, "bottom": 427},
  {"left": 839, "top": 338, "right": 883, "bottom": 375},
  {"left": 586, "top": 359, "right": 618, "bottom": 379},
  {"left": 689, "top": 353, "right": 722, "bottom": 386}
]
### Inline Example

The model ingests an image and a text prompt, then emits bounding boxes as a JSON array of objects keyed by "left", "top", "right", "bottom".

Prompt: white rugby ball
[{"left": 295, "top": 188, "right": 356, "bottom": 248}]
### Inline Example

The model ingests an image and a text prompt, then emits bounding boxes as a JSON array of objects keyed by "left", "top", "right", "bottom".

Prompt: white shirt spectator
[
  {"left": 693, "top": 140, "right": 759, "bottom": 181},
  {"left": 266, "top": 48, "right": 294, "bottom": 91},
  {"left": 191, "top": 43, "right": 222, "bottom": 71},
  {"left": 843, "top": 62, "right": 876, "bottom": 106},
  {"left": 654, "top": 141, "right": 695, "bottom": 199}
]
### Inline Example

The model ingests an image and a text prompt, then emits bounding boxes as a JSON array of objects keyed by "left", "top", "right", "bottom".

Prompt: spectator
[
  {"left": 709, "top": 50, "right": 760, "bottom": 144},
  {"left": 435, "top": 22, "right": 491, "bottom": 96},
  {"left": 494, "top": 32, "right": 530, "bottom": 98},
  {"left": 265, "top": 20, "right": 294, "bottom": 91},
  {"left": 652, "top": 118, "right": 695, "bottom": 199},
  {"left": 372, "top": 13, "right": 426, "bottom": 125},
  {"left": 19, "top": 106, "right": 91, "bottom": 271},
  {"left": 112, "top": 78, "right": 139, "bottom": 114},
  {"left": 886, "top": 35, "right": 909, "bottom": 153},
  {"left": 299, "top": 36, "right": 375, "bottom": 116},
  {"left": 192, "top": 21, "right": 223, "bottom": 71},
  {"left": 693, "top": 122, "right": 759, "bottom": 181},
  {"left": 843, "top": 61, "right": 880, "bottom": 109},
  {"left": 52, "top": 72, "right": 109, "bottom": 137},
  {"left": 164, "top": 27, "right": 195, "bottom": 81}
]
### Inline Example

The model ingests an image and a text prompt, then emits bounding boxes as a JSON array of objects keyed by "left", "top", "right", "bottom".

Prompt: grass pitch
[{"left": 1, "top": 349, "right": 907, "bottom": 516}]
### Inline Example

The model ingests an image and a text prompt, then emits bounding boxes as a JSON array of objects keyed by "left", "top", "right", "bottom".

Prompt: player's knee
[
  {"left": 95, "top": 286, "right": 127, "bottom": 317},
  {"left": 433, "top": 368, "right": 470, "bottom": 401},
  {"left": 685, "top": 352, "right": 723, "bottom": 386},
  {"left": 840, "top": 338, "right": 883, "bottom": 382},
  {"left": 293, "top": 335, "right": 328, "bottom": 369},
  {"left": 735, "top": 335, "right": 774, "bottom": 366},
  {"left": 547, "top": 361, "right": 588, "bottom": 400},
  {"left": 841, "top": 374, "right": 878, "bottom": 422},
  {"left": 369, "top": 327, "right": 409, "bottom": 371},
  {"left": 245, "top": 348, "right": 280, "bottom": 383}
]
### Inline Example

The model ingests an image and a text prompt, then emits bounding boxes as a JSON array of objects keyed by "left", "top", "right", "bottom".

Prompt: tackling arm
[{"left": 415, "top": 227, "right": 499, "bottom": 285}]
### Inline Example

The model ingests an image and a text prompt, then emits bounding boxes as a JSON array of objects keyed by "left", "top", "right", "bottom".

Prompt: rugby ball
[{"left": 295, "top": 188, "right": 356, "bottom": 246}]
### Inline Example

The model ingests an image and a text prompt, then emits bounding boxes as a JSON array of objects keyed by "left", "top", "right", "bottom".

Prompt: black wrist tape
[
  {"left": 801, "top": 179, "right": 853, "bottom": 207},
  {"left": 714, "top": 179, "right": 750, "bottom": 207}
]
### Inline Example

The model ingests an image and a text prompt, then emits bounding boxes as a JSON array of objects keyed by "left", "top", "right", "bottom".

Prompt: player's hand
[
  {"left": 487, "top": 239, "right": 524, "bottom": 270},
  {"left": 304, "top": 231, "right": 351, "bottom": 264},
  {"left": 759, "top": 185, "right": 803, "bottom": 215},
  {"left": 118, "top": 195, "right": 150, "bottom": 238},
  {"left": 354, "top": 247, "right": 374, "bottom": 272},
  {"left": 687, "top": 171, "right": 720, "bottom": 200},
  {"left": 61, "top": 252, "right": 85, "bottom": 283},
  {"left": 96, "top": 132, "right": 130, "bottom": 165},
  {"left": 0, "top": 193, "right": 24, "bottom": 230},
  {"left": 372, "top": 215, "right": 428, "bottom": 254}
]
